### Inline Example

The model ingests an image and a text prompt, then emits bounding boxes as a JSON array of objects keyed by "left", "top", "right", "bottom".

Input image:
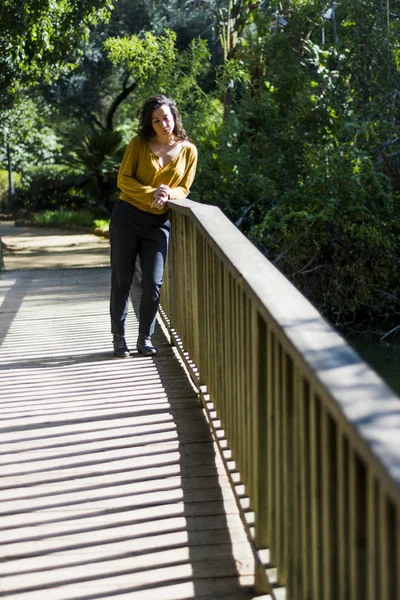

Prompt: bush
[
  {"left": 62, "top": 125, "right": 125, "bottom": 215},
  {"left": 29, "top": 210, "right": 98, "bottom": 229},
  {"left": 0, "top": 169, "right": 21, "bottom": 212},
  {"left": 249, "top": 148, "right": 400, "bottom": 328},
  {"left": 15, "top": 165, "right": 86, "bottom": 213},
  {"left": 191, "top": 78, "right": 400, "bottom": 332},
  {"left": 191, "top": 88, "right": 282, "bottom": 220}
]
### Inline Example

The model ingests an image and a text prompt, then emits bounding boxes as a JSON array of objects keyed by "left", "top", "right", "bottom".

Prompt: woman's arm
[
  {"left": 117, "top": 138, "right": 157, "bottom": 205},
  {"left": 169, "top": 146, "right": 198, "bottom": 200}
]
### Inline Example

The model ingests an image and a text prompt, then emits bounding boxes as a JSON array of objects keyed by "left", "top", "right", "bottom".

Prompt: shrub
[
  {"left": 63, "top": 126, "right": 125, "bottom": 215},
  {"left": 16, "top": 164, "right": 86, "bottom": 213},
  {"left": 0, "top": 169, "right": 21, "bottom": 212},
  {"left": 249, "top": 148, "right": 400, "bottom": 328},
  {"left": 30, "top": 210, "right": 96, "bottom": 228}
]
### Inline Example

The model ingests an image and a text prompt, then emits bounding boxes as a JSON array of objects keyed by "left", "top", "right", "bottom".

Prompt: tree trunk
[{"left": 105, "top": 79, "right": 138, "bottom": 131}]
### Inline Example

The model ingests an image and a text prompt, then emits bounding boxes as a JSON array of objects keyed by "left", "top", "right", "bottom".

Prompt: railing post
[{"left": 253, "top": 313, "right": 270, "bottom": 594}]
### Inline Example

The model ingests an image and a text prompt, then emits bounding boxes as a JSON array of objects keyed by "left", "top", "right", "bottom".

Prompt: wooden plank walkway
[{"left": 0, "top": 226, "right": 261, "bottom": 600}]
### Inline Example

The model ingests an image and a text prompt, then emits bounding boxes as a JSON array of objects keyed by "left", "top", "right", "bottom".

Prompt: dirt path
[{"left": 0, "top": 221, "right": 110, "bottom": 270}]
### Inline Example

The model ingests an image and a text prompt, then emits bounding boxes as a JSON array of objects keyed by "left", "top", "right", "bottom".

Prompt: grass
[
  {"left": 94, "top": 218, "right": 110, "bottom": 230},
  {"left": 30, "top": 210, "right": 109, "bottom": 232}
]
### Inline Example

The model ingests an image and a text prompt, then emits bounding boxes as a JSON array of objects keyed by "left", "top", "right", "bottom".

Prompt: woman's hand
[{"left": 152, "top": 184, "right": 171, "bottom": 210}]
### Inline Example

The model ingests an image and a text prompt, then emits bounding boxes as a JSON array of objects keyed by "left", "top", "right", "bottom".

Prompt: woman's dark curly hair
[{"left": 137, "top": 94, "right": 188, "bottom": 141}]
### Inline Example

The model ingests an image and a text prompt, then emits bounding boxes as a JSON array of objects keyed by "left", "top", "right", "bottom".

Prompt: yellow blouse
[{"left": 117, "top": 135, "right": 198, "bottom": 215}]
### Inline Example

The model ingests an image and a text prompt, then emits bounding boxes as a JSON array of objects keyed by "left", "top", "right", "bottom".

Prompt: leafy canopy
[
  {"left": 104, "top": 29, "right": 210, "bottom": 100},
  {"left": 0, "top": 0, "right": 115, "bottom": 107}
]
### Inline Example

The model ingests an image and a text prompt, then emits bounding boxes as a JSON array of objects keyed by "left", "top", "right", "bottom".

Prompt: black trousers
[{"left": 109, "top": 200, "right": 170, "bottom": 337}]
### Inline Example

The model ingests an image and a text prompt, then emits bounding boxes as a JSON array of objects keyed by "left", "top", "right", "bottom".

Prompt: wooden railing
[{"left": 160, "top": 198, "right": 400, "bottom": 600}]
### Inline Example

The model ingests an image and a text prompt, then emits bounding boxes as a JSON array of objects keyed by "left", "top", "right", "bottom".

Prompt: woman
[{"left": 110, "top": 94, "right": 198, "bottom": 357}]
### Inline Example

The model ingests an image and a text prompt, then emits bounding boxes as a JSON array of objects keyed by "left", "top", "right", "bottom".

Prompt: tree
[
  {"left": 63, "top": 125, "right": 125, "bottom": 213},
  {"left": 188, "top": 0, "right": 400, "bottom": 330},
  {"left": 37, "top": 0, "right": 154, "bottom": 131},
  {"left": 104, "top": 29, "right": 211, "bottom": 127},
  {"left": 0, "top": 0, "right": 115, "bottom": 109}
]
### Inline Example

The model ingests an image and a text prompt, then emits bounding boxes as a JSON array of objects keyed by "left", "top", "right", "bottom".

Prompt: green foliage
[
  {"left": 36, "top": 0, "right": 161, "bottom": 133},
  {"left": 0, "top": 171, "right": 10, "bottom": 202},
  {"left": 105, "top": 29, "right": 177, "bottom": 79},
  {"left": 65, "top": 126, "right": 124, "bottom": 174},
  {"left": 30, "top": 210, "right": 98, "bottom": 228},
  {"left": 20, "top": 209, "right": 110, "bottom": 232},
  {"left": 93, "top": 218, "right": 109, "bottom": 230},
  {"left": 0, "top": 170, "right": 21, "bottom": 211},
  {"left": 249, "top": 148, "right": 399, "bottom": 325},
  {"left": 2, "top": 0, "right": 400, "bottom": 333},
  {"left": 15, "top": 126, "right": 124, "bottom": 216},
  {"left": 0, "top": 0, "right": 115, "bottom": 108},
  {"left": 63, "top": 125, "right": 125, "bottom": 213},
  {"left": 104, "top": 28, "right": 218, "bottom": 147},
  {"left": 0, "top": 96, "right": 63, "bottom": 173},
  {"left": 189, "top": 0, "right": 400, "bottom": 328},
  {"left": 104, "top": 29, "right": 211, "bottom": 111},
  {"left": 191, "top": 84, "right": 283, "bottom": 214},
  {"left": 15, "top": 164, "right": 86, "bottom": 212},
  {"left": 185, "top": 0, "right": 264, "bottom": 62}
]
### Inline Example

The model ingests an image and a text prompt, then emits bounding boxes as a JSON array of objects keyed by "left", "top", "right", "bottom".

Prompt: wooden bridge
[{"left": 0, "top": 200, "right": 399, "bottom": 600}]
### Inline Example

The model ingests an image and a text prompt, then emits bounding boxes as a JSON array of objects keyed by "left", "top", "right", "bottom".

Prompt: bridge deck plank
[{"left": 0, "top": 265, "right": 258, "bottom": 600}]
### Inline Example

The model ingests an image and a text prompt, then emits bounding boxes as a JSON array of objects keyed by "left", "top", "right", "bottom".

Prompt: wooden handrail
[{"left": 160, "top": 198, "right": 400, "bottom": 599}]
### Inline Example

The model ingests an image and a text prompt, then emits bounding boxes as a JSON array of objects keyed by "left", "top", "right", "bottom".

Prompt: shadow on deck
[{"left": 0, "top": 266, "right": 258, "bottom": 600}]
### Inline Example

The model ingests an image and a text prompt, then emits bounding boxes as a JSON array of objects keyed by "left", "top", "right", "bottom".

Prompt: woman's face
[{"left": 151, "top": 104, "right": 175, "bottom": 138}]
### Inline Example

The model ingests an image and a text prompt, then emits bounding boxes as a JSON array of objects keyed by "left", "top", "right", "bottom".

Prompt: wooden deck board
[{"left": 0, "top": 267, "right": 258, "bottom": 599}]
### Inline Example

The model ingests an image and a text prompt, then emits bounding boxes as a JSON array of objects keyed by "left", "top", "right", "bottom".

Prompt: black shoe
[
  {"left": 137, "top": 334, "right": 157, "bottom": 356},
  {"left": 113, "top": 334, "right": 130, "bottom": 358}
]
